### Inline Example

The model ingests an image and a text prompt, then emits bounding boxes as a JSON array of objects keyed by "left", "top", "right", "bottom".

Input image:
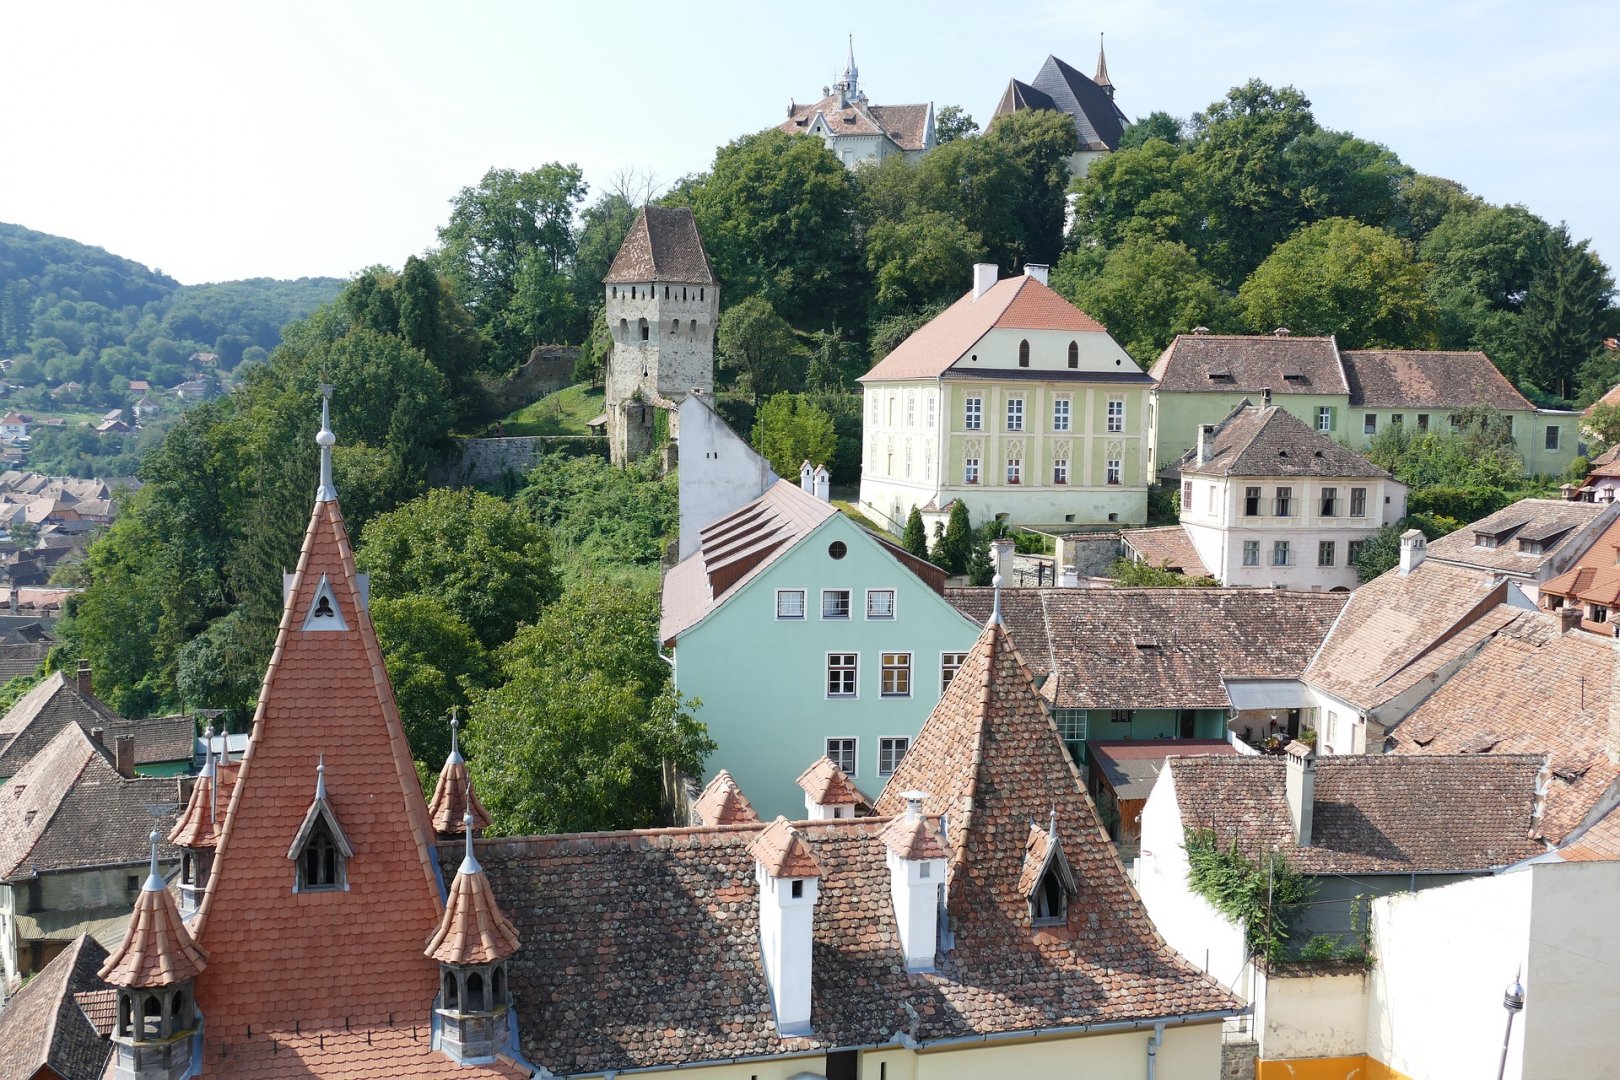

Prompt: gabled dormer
[
  {"left": 287, "top": 759, "right": 353, "bottom": 892},
  {"left": 1018, "top": 812, "right": 1077, "bottom": 926}
]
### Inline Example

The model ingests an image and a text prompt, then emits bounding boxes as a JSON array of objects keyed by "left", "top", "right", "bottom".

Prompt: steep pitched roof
[
  {"left": 995, "top": 78, "right": 1058, "bottom": 116},
  {"left": 0, "top": 935, "right": 111, "bottom": 1080},
  {"left": 1393, "top": 611, "right": 1620, "bottom": 845},
  {"left": 0, "top": 723, "right": 182, "bottom": 882},
  {"left": 1542, "top": 516, "right": 1620, "bottom": 607},
  {"left": 860, "top": 275, "right": 1117, "bottom": 382},
  {"left": 867, "top": 103, "right": 933, "bottom": 150},
  {"left": 99, "top": 837, "right": 207, "bottom": 988},
  {"left": 425, "top": 831, "right": 520, "bottom": 967},
  {"left": 948, "top": 587, "right": 1347, "bottom": 708},
  {"left": 878, "top": 812, "right": 947, "bottom": 861},
  {"left": 1178, "top": 403, "right": 1391, "bottom": 478},
  {"left": 689, "top": 768, "right": 759, "bottom": 826},
  {"left": 1304, "top": 564, "right": 1517, "bottom": 713},
  {"left": 1148, "top": 334, "right": 1349, "bottom": 396},
  {"left": 780, "top": 95, "right": 932, "bottom": 152},
  {"left": 425, "top": 721, "right": 490, "bottom": 837},
  {"left": 1560, "top": 801, "right": 1620, "bottom": 861},
  {"left": 1424, "top": 498, "right": 1610, "bottom": 579},
  {"left": 169, "top": 751, "right": 238, "bottom": 850},
  {"left": 796, "top": 755, "right": 865, "bottom": 807},
  {"left": 0, "top": 671, "right": 119, "bottom": 778},
  {"left": 1342, "top": 350, "right": 1532, "bottom": 410},
  {"left": 1168, "top": 753, "right": 1546, "bottom": 874},
  {"left": 604, "top": 205, "right": 716, "bottom": 284},
  {"left": 994, "top": 54, "right": 1127, "bottom": 151}
]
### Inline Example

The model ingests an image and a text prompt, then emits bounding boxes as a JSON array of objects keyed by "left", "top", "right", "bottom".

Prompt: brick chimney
[
  {"left": 76, "top": 658, "right": 92, "bottom": 696},
  {"left": 972, "top": 263, "right": 998, "bottom": 300},
  {"left": 1285, "top": 742, "right": 1315, "bottom": 846},
  {"left": 89, "top": 727, "right": 106, "bottom": 749},
  {"left": 114, "top": 734, "right": 136, "bottom": 779},
  {"left": 1558, "top": 604, "right": 1583, "bottom": 635}
]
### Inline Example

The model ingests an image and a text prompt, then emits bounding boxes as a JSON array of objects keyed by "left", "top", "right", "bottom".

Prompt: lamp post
[{"left": 1497, "top": 973, "right": 1525, "bottom": 1080}]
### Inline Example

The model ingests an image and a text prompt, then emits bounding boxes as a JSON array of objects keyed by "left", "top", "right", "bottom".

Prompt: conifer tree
[
  {"left": 938, "top": 500, "right": 973, "bottom": 575},
  {"left": 901, "top": 506, "right": 928, "bottom": 560},
  {"left": 1521, "top": 225, "right": 1616, "bottom": 400}
]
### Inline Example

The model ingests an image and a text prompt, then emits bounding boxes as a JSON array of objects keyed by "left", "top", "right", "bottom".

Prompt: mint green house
[{"left": 661, "top": 479, "right": 980, "bottom": 819}]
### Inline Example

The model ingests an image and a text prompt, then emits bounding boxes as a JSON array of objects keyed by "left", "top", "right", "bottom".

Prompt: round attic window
[{"left": 828, "top": 541, "right": 848, "bottom": 560}]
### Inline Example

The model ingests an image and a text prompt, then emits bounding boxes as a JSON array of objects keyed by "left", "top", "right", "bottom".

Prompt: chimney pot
[
  {"left": 972, "top": 263, "right": 999, "bottom": 300},
  {"left": 1262, "top": 387, "right": 1273, "bottom": 406},
  {"left": 1285, "top": 742, "right": 1315, "bottom": 846},
  {"left": 114, "top": 734, "right": 135, "bottom": 779},
  {"left": 799, "top": 460, "right": 814, "bottom": 494}
]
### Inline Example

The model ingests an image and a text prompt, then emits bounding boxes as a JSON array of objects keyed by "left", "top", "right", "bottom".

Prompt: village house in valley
[{"left": 859, "top": 264, "right": 1153, "bottom": 535}]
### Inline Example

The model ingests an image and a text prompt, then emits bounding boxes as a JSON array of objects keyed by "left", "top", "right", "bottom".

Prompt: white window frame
[
  {"left": 878, "top": 737, "right": 910, "bottom": 777},
  {"left": 1053, "top": 398, "right": 1071, "bottom": 432},
  {"left": 1317, "top": 406, "right": 1334, "bottom": 432},
  {"left": 1242, "top": 541, "right": 1260, "bottom": 566},
  {"left": 964, "top": 397, "right": 982, "bottom": 430},
  {"left": 1546, "top": 425, "right": 1560, "bottom": 451},
  {"left": 775, "top": 589, "right": 806, "bottom": 620},
  {"left": 1318, "top": 540, "right": 1336, "bottom": 567},
  {"left": 1054, "top": 708, "right": 1088, "bottom": 745},
  {"left": 907, "top": 395, "right": 916, "bottom": 427},
  {"left": 1106, "top": 459, "right": 1122, "bottom": 485},
  {"left": 821, "top": 588, "right": 852, "bottom": 620},
  {"left": 825, "top": 736, "right": 858, "bottom": 774},
  {"left": 865, "top": 588, "right": 896, "bottom": 620},
  {"left": 964, "top": 457, "right": 980, "bottom": 485},
  {"left": 926, "top": 396, "right": 936, "bottom": 429},
  {"left": 1053, "top": 458, "right": 1068, "bottom": 485},
  {"left": 1006, "top": 397, "right": 1024, "bottom": 431},
  {"left": 941, "top": 651, "right": 968, "bottom": 692},
  {"left": 1107, "top": 397, "right": 1124, "bottom": 433},
  {"left": 1273, "top": 540, "right": 1290, "bottom": 567},
  {"left": 1007, "top": 457, "right": 1022, "bottom": 485},
  {"left": 826, "top": 654, "right": 858, "bottom": 699},
  {"left": 880, "top": 652, "right": 913, "bottom": 698}
]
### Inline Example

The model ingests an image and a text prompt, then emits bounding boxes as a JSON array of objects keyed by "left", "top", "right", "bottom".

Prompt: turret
[
  {"left": 167, "top": 725, "right": 233, "bottom": 918},
  {"left": 427, "top": 711, "right": 491, "bottom": 840}
]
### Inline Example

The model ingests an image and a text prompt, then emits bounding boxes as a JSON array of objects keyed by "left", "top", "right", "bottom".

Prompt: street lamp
[{"left": 1497, "top": 972, "right": 1525, "bottom": 1080}]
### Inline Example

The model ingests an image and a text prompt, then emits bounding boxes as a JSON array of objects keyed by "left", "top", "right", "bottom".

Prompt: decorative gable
[
  {"left": 300, "top": 573, "right": 349, "bottom": 631},
  {"left": 287, "top": 761, "right": 354, "bottom": 892}
]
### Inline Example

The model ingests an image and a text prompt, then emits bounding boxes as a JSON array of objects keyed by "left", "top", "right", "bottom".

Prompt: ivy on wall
[{"left": 1184, "top": 827, "right": 1316, "bottom": 966}]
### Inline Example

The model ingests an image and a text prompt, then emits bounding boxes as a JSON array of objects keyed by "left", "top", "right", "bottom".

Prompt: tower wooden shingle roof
[
  {"left": 425, "top": 824, "right": 520, "bottom": 966},
  {"left": 100, "top": 834, "right": 208, "bottom": 989},
  {"left": 604, "top": 205, "right": 716, "bottom": 285}
]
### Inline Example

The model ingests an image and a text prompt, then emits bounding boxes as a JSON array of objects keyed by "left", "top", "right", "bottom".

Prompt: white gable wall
[{"left": 677, "top": 395, "right": 777, "bottom": 560}]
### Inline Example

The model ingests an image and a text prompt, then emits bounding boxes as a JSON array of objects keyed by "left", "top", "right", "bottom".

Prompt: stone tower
[{"left": 603, "top": 205, "right": 718, "bottom": 465}]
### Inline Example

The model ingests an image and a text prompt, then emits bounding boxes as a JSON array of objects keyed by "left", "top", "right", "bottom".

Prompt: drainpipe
[{"left": 1146, "top": 1021, "right": 1164, "bottom": 1080}]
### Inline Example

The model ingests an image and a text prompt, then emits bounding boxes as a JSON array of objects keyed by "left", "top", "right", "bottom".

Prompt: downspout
[{"left": 1146, "top": 1021, "right": 1164, "bottom": 1080}]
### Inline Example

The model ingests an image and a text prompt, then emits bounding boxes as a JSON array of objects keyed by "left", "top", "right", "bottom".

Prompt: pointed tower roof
[
  {"left": 425, "top": 814, "right": 521, "bottom": 966},
  {"left": 604, "top": 205, "right": 716, "bottom": 285},
  {"left": 193, "top": 395, "right": 449, "bottom": 1037},
  {"left": 1094, "top": 33, "right": 1113, "bottom": 91},
  {"left": 747, "top": 817, "right": 823, "bottom": 878},
  {"left": 427, "top": 712, "right": 491, "bottom": 837},
  {"left": 690, "top": 768, "right": 759, "bottom": 825},
  {"left": 795, "top": 755, "right": 866, "bottom": 807},
  {"left": 168, "top": 726, "right": 236, "bottom": 849},
  {"left": 100, "top": 831, "right": 207, "bottom": 988}
]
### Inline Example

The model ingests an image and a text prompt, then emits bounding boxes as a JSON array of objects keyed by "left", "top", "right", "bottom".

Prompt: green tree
[
  {"left": 1353, "top": 523, "right": 1405, "bottom": 582},
  {"left": 717, "top": 295, "right": 803, "bottom": 406},
  {"left": 1238, "top": 218, "right": 1436, "bottom": 347},
  {"left": 1108, "top": 558, "right": 1217, "bottom": 587},
  {"left": 901, "top": 506, "right": 928, "bottom": 560},
  {"left": 1583, "top": 402, "right": 1620, "bottom": 452},
  {"left": 465, "top": 577, "right": 713, "bottom": 835},
  {"left": 982, "top": 109, "right": 1080, "bottom": 269},
  {"left": 1363, "top": 408, "right": 1523, "bottom": 489},
  {"left": 174, "top": 608, "right": 265, "bottom": 727},
  {"left": 355, "top": 488, "right": 558, "bottom": 650},
  {"left": 1070, "top": 137, "right": 1199, "bottom": 251},
  {"left": 935, "top": 500, "right": 973, "bottom": 575},
  {"left": 571, "top": 191, "right": 638, "bottom": 314},
  {"left": 933, "top": 105, "right": 978, "bottom": 144},
  {"left": 1521, "top": 224, "right": 1616, "bottom": 400},
  {"left": 516, "top": 450, "right": 676, "bottom": 572},
  {"left": 370, "top": 595, "right": 492, "bottom": 777},
  {"left": 865, "top": 211, "right": 985, "bottom": 321},
  {"left": 750, "top": 392, "right": 836, "bottom": 479},
  {"left": 1119, "top": 111, "right": 1185, "bottom": 149},
  {"left": 1060, "top": 238, "right": 1232, "bottom": 363}
]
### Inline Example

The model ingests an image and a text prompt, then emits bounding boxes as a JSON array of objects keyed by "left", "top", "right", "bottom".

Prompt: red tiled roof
[
  {"left": 169, "top": 755, "right": 238, "bottom": 849},
  {"left": 860, "top": 276, "right": 1111, "bottom": 382},
  {"left": 1538, "top": 516, "right": 1620, "bottom": 608},
  {"left": 690, "top": 768, "right": 759, "bottom": 825},
  {"left": 99, "top": 852, "right": 208, "bottom": 988},
  {"left": 425, "top": 843, "right": 521, "bottom": 967},
  {"left": 796, "top": 755, "right": 864, "bottom": 806},
  {"left": 878, "top": 813, "right": 948, "bottom": 861},
  {"left": 1179, "top": 403, "right": 1390, "bottom": 479},
  {"left": 748, "top": 817, "right": 824, "bottom": 878},
  {"left": 1561, "top": 802, "right": 1620, "bottom": 861},
  {"left": 1424, "top": 498, "right": 1611, "bottom": 579},
  {"left": 1119, "top": 525, "right": 1213, "bottom": 578},
  {"left": 202, "top": 1028, "right": 531, "bottom": 1079},
  {"left": 780, "top": 95, "right": 932, "bottom": 152},
  {"left": 426, "top": 725, "right": 490, "bottom": 838}
]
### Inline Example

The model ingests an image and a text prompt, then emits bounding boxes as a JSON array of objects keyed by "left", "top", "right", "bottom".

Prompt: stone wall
[
  {"left": 1058, "top": 533, "right": 1125, "bottom": 577},
  {"left": 435, "top": 436, "right": 606, "bottom": 487},
  {"left": 485, "top": 346, "right": 580, "bottom": 416},
  {"left": 1220, "top": 1039, "right": 1257, "bottom": 1080}
]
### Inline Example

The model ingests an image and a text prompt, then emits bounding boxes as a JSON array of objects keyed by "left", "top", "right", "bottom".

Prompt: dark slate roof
[
  {"left": 1342, "top": 350, "right": 1533, "bottom": 411},
  {"left": 1149, "top": 334, "right": 1349, "bottom": 396},
  {"left": 947, "top": 587, "right": 1347, "bottom": 709},
  {"left": 0, "top": 672, "right": 194, "bottom": 779},
  {"left": 604, "top": 205, "right": 716, "bottom": 285},
  {"left": 994, "top": 55, "right": 1127, "bottom": 151},
  {"left": 0, "top": 934, "right": 112, "bottom": 1080},
  {"left": 0, "top": 640, "right": 48, "bottom": 681},
  {"left": 1168, "top": 753, "right": 1547, "bottom": 874},
  {"left": 1179, "top": 404, "right": 1391, "bottom": 479}
]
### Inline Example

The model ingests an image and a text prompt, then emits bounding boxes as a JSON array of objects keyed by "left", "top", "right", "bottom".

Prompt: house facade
[
  {"left": 858, "top": 264, "right": 1152, "bottom": 534},
  {"left": 779, "top": 40, "right": 934, "bottom": 168},
  {"left": 663, "top": 479, "right": 979, "bottom": 819}
]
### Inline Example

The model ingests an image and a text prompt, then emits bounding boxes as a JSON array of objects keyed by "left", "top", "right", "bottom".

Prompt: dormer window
[
  {"left": 1020, "top": 817, "right": 1078, "bottom": 927},
  {"left": 300, "top": 819, "right": 343, "bottom": 890},
  {"left": 289, "top": 760, "right": 353, "bottom": 892},
  {"left": 301, "top": 575, "right": 348, "bottom": 632},
  {"left": 1033, "top": 866, "right": 1068, "bottom": 922}
]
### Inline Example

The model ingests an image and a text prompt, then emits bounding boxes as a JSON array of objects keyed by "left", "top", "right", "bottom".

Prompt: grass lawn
[
  {"left": 500, "top": 384, "right": 605, "bottom": 436},
  {"left": 833, "top": 499, "right": 886, "bottom": 534}
]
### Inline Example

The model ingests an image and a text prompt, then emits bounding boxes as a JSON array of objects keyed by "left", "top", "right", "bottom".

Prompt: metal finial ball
[
  {"left": 992, "top": 573, "right": 1003, "bottom": 588},
  {"left": 316, "top": 428, "right": 336, "bottom": 448}
]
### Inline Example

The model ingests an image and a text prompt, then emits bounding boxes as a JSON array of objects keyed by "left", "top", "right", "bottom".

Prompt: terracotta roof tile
[
  {"left": 1148, "top": 334, "right": 1348, "bottom": 396},
  {"left": 780, "top": 95, "right": 932, "bottom": 151},
  {"left": 202, "top": 1026, "right": 530, "bottom": 1079},
  {"left": 690, "top": 768, "right": 759, "bottom": 825},
  {"left": 604, "top": 205, "right": 715, "bottom": 285},
  {"left": 795, "top": 756, "right": 864, "bottom": 806},
  {"left": 748, "top": 817, "right": 824, "bottom": 878},
  {"left": 1119, "top": 525, "right": 1213, "bottom": 578},
  {"left": 99, "top": 846, "right": 208, "bottom": 988},
  {"left": 1179, "top": 404, "right": 1390, "bottom": 479},
  {"left": 1560, "top": 802, "right": 1620, "bottom": 861},
  {"left": 425, "top": 841, "right": 520, "bottom": 966},
  {"left": 169, "top": 752, "right": 238, "bottom": 849},
  {"left": 1342, "top": 350, "right": 1532, "bottom": 410},
  {"left": 877, "top": 812, "right": 947, "bottom": 862},
  {"left": 1425, "top": 498, "right": 1611, "bottom": 579},
  {"left": 425, "top": 723, "right": 490, "bottom": 837}
]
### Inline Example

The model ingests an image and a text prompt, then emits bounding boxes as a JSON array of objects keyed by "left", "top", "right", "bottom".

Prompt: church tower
[{"left": 602, "top": 205, "right": 718, "bottom": 465}]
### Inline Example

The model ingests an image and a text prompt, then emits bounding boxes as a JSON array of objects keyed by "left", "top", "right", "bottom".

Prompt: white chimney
[
  {"left": 991, "top": 537, "right": 1016, "bottom": 585},
  {"left": 749, "top": 818, "right": 822, "bottom": 1035},
  {"left": 1060, "top": 565, "right": 1079, "bottom": 587},
  {"left": 1285, "top": 742, "right": 1315, "bottom": 846},
  {"left": 1398, "top": 529, "right": 1426, "bottom": 575},
  {"left": 1196, "top": 424, "right": 1215, "bottom": 465},
  {"left": 813, "top": 465, "right": 830, "bottom": 502},
  {"left": 799, "top": 460, "right": 814, "bottom": 494},
  {"left": 880, "top": 791, "right": 947, "bottom": 973},
  {"left": 797, "top": 757, "right": 859, "bottom": 820},
  {"left": 972, "top": 263, "right": 999, "bottom": 300},
  {"left": 1022, "top": 263, "right": 1050, "bottom": 286}
]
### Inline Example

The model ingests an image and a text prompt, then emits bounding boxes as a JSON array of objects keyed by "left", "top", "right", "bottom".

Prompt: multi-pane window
[
  {"left": 926, "top": 396, "right": 936, "bottom": 429},
  {"left": 776, "top": 590, "right": 806, "bottom": 619},
  {"left": 1109, "top": 709, "right": 1132, "bottom": 724},
  {"left": 1054, "top": 708, "right": 1087, "bottom": 759},
  {"left": 1317, "top": 406, "right": 1333, "bottom": 432},
  {"left": 821, "top": 589, "right": 851, "bottom": 619},
  {"left": 1007, "top": 458, "right": 1022, "bottom": 485},
  {"left": 879, "top": 737, "right": 910, "bottom": 776},
  {"left": 1053, "top": 398, "right": 1071, "bottom": 432},
  {"left": 1006, "top": 398, "right": 1024, "bottom": 431},
  {"left": 1318, "top": 541, "right": 1336, "bottom": 567},
  {"left": 1273, "top": 541, "right": 1290, "bottom": 566},
  {"left": 870, "top": 395, "right": 879, "bottom": 423},
  {"left": 826, "top": 655, "right": 857, "bottom": 697},
  {"left": 1244, "top": 486, "right": 1262, "bottom": 516},
  {"left": 941, "top": 652, "right": 968, "bottom": 691},
  {"left": 964, "top": 457, "right": 980, "bottom": 485},
  {"left": 1242, "top": 541, "right": 1260, "bottom": 566},
  {"left": 1053, "top": 459, "right": 1069, "bottom": 484},
  {"left": 825, "top": 736, "right": 857, "bottom": 773},
  {"left": 964, "top": 397, "right": 982, "bottom": 430},
  {"left": 1350, "top": 487, "right": 1367, "bottom": 517},
  {"left": 1106, "top": 459, "right": 1122, "bottom": 485},
  {"left": 1591, "top": 605, "right": 1609, "bottom": 625},
  {"left": 907, "top": 396, "right": 916, "bottom": 426},
  {"left": 1107, "top": 398, "right": 1125, "bottom": 433},
  {"left": 881, "top": 653, "right": 912, "bottom": 697},
  {"left": 1183, "top": 481, "right": 1193, "bottom": 505},
  {"left": 1321, "top": 487, "right": 1338, "bottom": 517},
  {"left": 1348, "top": 540, "right": 1365, "bottom": 565},
  {"left": 1546, "top": 425, "right": 1560, "bottom": 450},
  {"left": 1363, "top": 414, "right": 1377, "bottom": 435},
  {"left": 1274, "top": 487, "right": 1293, "bottom": 516},
  {"left": 866, "top": 589, "right": 895, "bottom": 619}
]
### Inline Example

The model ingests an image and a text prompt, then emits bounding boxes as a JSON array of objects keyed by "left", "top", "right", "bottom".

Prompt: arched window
[
  {"left": 689, "top": 319, "right": 697, "bottom": 338},
  {"left": 118, "top": 995, "right": 133, "bottom": 1038},
  {"left": 444, "top": 971, "right": 459, "bottom": 1010},
  {"left": 466, "top": 971, "right": 485, "bottom": 1012},
  {"left": 1067, "top": 341, "right": 1079, "bottom": 368},
  {"left": 638, "top": 318, "right": 649, "bottom": 341},
  {"left": 1018, "top": 340, "right": 1030, "bottom": 367},
  {"left": 493, "top": 965, "right": 507, "bottom": 1004},
  {"left": 671, "top": 319, "right": 680, "bottom": 335},
  {"left": 619, "top": 318, "right": 628, "bottom": 340},
  {"left": 1034, "top": 866, "right": 1067, "bottom": 921},
  {"left": 297, "top": 818, "right": 344, "bottom": 891},
  {"left": 611, "top": 286, "right": 617, "bottom": 299},
  {"left": 142, "top": 994, "right": 163, "bottom": 1040}
]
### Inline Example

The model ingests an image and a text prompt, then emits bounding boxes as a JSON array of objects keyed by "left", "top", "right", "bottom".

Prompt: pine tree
[
  {"left": 1521, "top": 225, "right": 1616, "bottom": 400},
  {"left": 937, "top": 500, "right": 973, "bottom": 575},
  {"left": 901, "top": 506, "right": 928, "bottom": 560}
]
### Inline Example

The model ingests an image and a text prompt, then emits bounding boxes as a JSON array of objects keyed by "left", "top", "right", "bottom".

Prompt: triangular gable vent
[{"left": 301, "top": 574, "right": 348, "bottom": 632}]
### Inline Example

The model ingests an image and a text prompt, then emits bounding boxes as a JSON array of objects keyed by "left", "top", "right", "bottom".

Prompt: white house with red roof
[
  {"left": 857, "top": 264, "right": 1153, "bottom": 535},
  {"left": 779, "top": 39, "right": 934, "bottom": 168}
]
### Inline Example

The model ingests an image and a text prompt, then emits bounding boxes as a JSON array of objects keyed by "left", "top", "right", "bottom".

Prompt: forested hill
[{"left": 0, "top": 222, "right": 343, "bottom": 387}]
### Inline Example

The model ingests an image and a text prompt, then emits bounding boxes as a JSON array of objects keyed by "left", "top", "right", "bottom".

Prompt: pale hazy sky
[{"left": 5, "top": 0, "right": 1616, "bottom": 285}]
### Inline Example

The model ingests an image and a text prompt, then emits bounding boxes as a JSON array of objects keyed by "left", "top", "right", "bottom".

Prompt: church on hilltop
[
  {"left": 779, "top": 38, "right": 935, "bottom": 169},
  {"left": 995, "top": 38, "right": 1128, "bottom": 177}
]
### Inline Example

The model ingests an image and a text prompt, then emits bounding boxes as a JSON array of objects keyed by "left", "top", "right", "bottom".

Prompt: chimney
[
  {"left": 114, "top": 734, "right": 135, "bottom": 779},
  {"left": 1196, "top": 424, "right": 1215, "bottom": 465},
  {"left": 880, "top": 791, "right": 947, "bottom": 973},
  {"left": 1022, "top": 263, "right": 1050, "bottom": 286},
  {"left": 1285, "top": 742, "right": 1315, "bottom": 846},
  {"left": 1192, "top": 326, "right": 1211, "bottom": 336},
  {"left": 1272, "top": 327, "right": 1292, "bottom": 337},
  {"left": 972, "top": 263, "right": 999, "bottom": 300},
  {"left": 813, "top": 465, "right": 830, "bottom": 502},
  {"left": 89, "top": 727, "right": 106, "bottom": 750},
  {"left": 1560, "top": 483, "right": 1578, "bottom": 502},
  {"left": 799, "top": 460, "right": 814, "bottom": 494},
  {"left": 1261, "top": 387, "right": 1273, "bottom": 406},
  {"left": 1060, "top": 564, "right": 1079, "bottom": 587},
  {"left": 991, "top": 537, "right": 1016, "bottom": 585},
  {"left": 749, "top": 819, "right": 822, "bottom": 1035},
  {"left": 1398, "top": 529, "right": 1427, "bottom": 575},
  {"left": 1558, "top": 604, "right": 1583, "bottom": 635},
  {"left": 76, "top": 658, "right": 92, "bottom": 696}
]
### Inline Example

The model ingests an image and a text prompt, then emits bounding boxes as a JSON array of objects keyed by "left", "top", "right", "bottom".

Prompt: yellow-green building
[{"left": 858, "top": 264, "right": 1153, "bottom": 534}]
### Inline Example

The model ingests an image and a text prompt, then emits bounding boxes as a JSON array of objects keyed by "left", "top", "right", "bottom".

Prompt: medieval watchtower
[{"left": 602, "top": 205, "right": 719, "bottom": 465}]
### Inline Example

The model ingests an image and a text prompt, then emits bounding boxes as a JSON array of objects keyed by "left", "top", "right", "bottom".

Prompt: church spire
[
  {"left": 315, "top": 382, "right": 337, "bottom": 503},
  {"left": 1094, "top": 33, "right": 1114, "bottom": 98}
]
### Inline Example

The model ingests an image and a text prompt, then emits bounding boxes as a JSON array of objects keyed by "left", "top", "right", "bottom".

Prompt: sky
[{"left": 4, "top": 0, "right": 1616, "bottom": 286}]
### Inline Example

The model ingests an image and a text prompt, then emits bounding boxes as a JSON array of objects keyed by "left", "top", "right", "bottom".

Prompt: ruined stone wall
[{"left": 434, "top": 436, "right": 607, "bottom": 487}]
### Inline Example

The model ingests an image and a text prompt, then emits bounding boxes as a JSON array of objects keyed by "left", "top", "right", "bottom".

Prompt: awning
[{"left": 1222, "top": 678, "right": 1314, "bottom": 712}]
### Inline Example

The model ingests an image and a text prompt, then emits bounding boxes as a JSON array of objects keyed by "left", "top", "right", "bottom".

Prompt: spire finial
[
  {"left": 315, "top": 384, "right": 337, "bottom": 503},
  {"left": 201, "top": 722, "right": 218, "bottom": 824},
  {"left": 448, "top": 707, "right": 463, "bottom": 765},
  {"left": 315, "top": 755, "right": 327, "bottom": 800},
  {"left": 991, "top": 572, "right": 1004, "bottom": 626},
  {"left": 460, "top": 811, "right": 482, "bottom": 875},
  {"left": 1094, "top": 32, "right": 1114, "bottom": 94},
  {"left": 143, "top": 829, "right": 164, "bottom": 892}
]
